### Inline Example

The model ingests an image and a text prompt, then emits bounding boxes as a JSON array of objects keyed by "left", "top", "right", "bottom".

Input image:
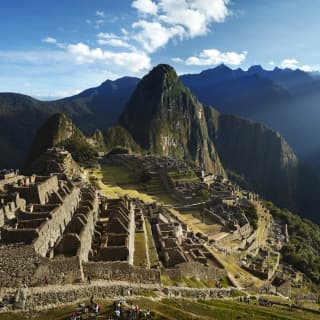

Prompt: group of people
[
  {"left": 112, "top": 300, "right": 151, "bottom": 319},
  {"left": 238, "top": 296, "right": 250, "bottom": 304},
  {"left": 237, "top": 295, "right": 274, "bottom": 307},
  {"left": 69, "top": 298, "right": 101, "bottom": 319},
  {"left": 68, "top": 298, "right": 151, "bottom": 319}
]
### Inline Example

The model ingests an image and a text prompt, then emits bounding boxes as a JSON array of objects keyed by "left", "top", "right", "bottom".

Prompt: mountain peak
[
  {"left": 144, "top": 64, "right": 179, "bottom": 86},
  {"left": 215, "top": 63, "right": 232, "bottom": 71},
  {"left": 119, "top": 64, "right": 224, "bottom": 174},
  {"left": 152, "top": 63, "right": 177, "bottom": 75},
  {"left": 248, "top": 65, "right": 264, "bottom": 73}
]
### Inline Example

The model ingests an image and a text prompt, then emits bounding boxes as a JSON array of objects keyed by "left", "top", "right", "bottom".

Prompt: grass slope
[{"left": 2, "top": 298, "right": 319, "bottom": 320}]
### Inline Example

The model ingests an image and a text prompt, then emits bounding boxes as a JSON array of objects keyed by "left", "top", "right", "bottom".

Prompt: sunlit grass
[{"left": 134, "top": 232, "right": 148, "bottom": 267}]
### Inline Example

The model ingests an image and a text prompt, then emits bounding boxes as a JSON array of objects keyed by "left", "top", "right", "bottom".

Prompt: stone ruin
[
  {"left": 0, "top": 170, "right": 163, "bottom": 288},
  {"left": 204, "top": 202, "right": 252, "bottom": 241},
  {"left": 241, "top": 248, "right": 280, "bottom": 280},
  {"left": 90, "top": 198, "right": 135, "bottom": 265}
]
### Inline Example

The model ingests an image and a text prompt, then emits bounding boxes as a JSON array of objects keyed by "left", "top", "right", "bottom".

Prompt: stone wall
[
  {"left": 83, "top": 261, "right": 161, "bottom": 284},
  {"left": 0, "top": 245, "right": 82, "bottom": 288},
  {"left": 33, "top": 186, "right": 80, "bottom": 257},
  {"left": 0, "top": 284, "right": 236, "bottom": 312},
  {"left": 36, "top": 176, "right": 59, "bottom": 205},
  {"left": 163, "top": 261, "right": 226, "bottom": 282},
  {"left": 76, "top": 192, "right": 99, "bottom": 262},
  {"left": 128, "top": 203, "right": 135, "bottom": 265}
]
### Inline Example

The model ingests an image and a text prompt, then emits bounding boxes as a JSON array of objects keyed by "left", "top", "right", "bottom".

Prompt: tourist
[
  {"left": 115, "top": 308, "right": 121, "bottom": 320},
  {"left": 134, "top": 305, "right": 141, "bottom": 319},
  {"left": 94, "top": 303, "right": 100, "bottom": 314},
  {"left": 87, "top": 275, "right": 91, "bottom": 284},
  {"left": 144, "top": 308, "right": 151, "bottom": 319},
  {"left": 90, "top": 295, "right": 94, "bottom": 306},
  {"left": 44, "top": 275, "right": 48, "bottom": 286}
]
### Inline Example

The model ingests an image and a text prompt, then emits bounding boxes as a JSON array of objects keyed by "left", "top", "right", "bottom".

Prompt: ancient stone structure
[
  {"left": 0, "top": 172, "right": 96, "bottom": 287},
  {"left": 90, "top": 197, "right": 135, "bottom": 265},
  {"left": 241, "top": 248, "right": 280, "bottom": 280}
]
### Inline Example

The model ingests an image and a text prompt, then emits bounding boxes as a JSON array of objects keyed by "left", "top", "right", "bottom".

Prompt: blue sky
[{"left": 0, "top": 0, "right": 319, "bottom": 98}]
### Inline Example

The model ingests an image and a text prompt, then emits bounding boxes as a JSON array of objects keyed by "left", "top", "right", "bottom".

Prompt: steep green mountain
[
  {"left": 104, "top": 126, "right": 141, "bottom": 154},
  {"left": 25, "top": 113, "right": 98, "bottom": 172},
  {"left": 204, "top": 107, "right": 299, "bottom": 210},
  {"left": 119, "top": 64, "right": 224, "bottom": 174},
  {"left": 0, "top": 77, "right": 138, "bottom": 168}
]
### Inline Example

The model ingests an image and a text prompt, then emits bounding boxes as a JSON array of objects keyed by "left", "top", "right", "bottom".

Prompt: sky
[{"left": 0, "top": 0, "right": 319, "bottom": 99}]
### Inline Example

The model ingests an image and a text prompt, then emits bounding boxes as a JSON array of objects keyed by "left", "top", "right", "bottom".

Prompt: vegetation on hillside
[
  {"left": 61, "top": 132, "right": 97, "bottom": 163},
  {"left": 25, "top": 113, "right": 99, "bottom": 171},
  {"left": 264, "top": 200, "right": 320, "bottom": 283},
  {"left": 245, "top": 202, "right": 259, "bottom": 230}
]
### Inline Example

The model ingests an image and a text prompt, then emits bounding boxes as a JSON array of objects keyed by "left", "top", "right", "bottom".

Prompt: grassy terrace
[
  {"left": 134, "top": 232, "right": 148, "bottom": 268},
  {"left": 177, "top": 209, "right": 223, "bottom": 239},
  {"left": 161, "top": 274, "right": 228, "bottom": 288},
  {"left": 88, "top": 163, "right": 181, "bottom": 206},
  {"left": 86, "top": 166, "right": 154, "bottom": 203},
  {"left": 145, "top": 219, "right": 159, "bottom": 268},
  {"left": 88, "top": 163, "right": 263, "bottom": 288},
  {"left": 2, "top": 298, "right": 320, "bottom": 320}
]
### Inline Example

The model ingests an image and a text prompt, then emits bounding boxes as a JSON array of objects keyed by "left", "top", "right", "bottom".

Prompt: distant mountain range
[
  {"left": 180, "top": 64, "right": 320, "bottom": 169},
  {"left": 24, "top": 64, "right": 320, "bottom": 224},
  {"left": 2, "top": 64, "right": 320, "bottom": 169},
  {"left": 0, "top": 77, "right": 138, "bottom": 168}
]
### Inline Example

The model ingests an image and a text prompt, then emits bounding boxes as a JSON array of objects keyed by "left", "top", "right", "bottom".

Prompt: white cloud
[
  {"left": 97, "top": 38, "right": 132, "bottom": 48},
  {"left": 42, "top": 37, "right": 57, "bottom": 44},
  {"left": 97, "top": 32, "right": 132, "bottom": 48},
  {"left": 130, "top": 0, "right": 230, "bottom": 52},
  {"left": 96, "top": 10, "right": 105, "bottom": 17},
  {"left": 133, "top": 20, "right": 184, "bottom": 52},
  {"left": 42, "top": 37, "right": 66, "bottom": 49},
  {"left": 300, "top": 65, "right": 313, "bottom": 72},
  {"left": 177, "top": 48, "right": 247, "bottom": 66},
  {"left": 158, "top": 0, "right": 229, "bottom": 37},
  {"left": 132, "top": 0, "right": 158, "bottom": 15},
  {"left": 121, "top": 28, "right": 129, "bottom": 36},
  {"left": 280, "top": 58, "right": 299, "bottom": 69},
  {"left": 67, "top": 42, "right": 150, "bottom": 72},
  {"left": 172, "top": 57, "right": 184, "bottom": 63},
  {"left": 97, "top": 32, "right": 117, "bottom": 39}
]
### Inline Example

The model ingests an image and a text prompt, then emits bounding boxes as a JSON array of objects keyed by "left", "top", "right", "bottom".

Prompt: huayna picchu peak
[{"left": 119, "top": 64, "right": 225, "bottom": 175}]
